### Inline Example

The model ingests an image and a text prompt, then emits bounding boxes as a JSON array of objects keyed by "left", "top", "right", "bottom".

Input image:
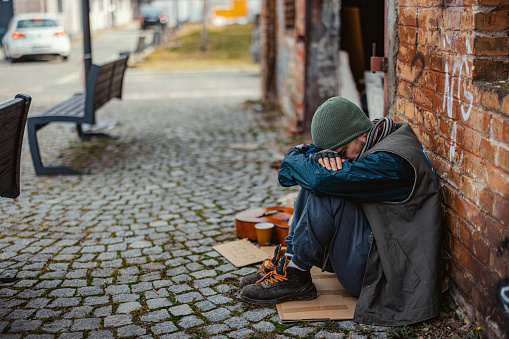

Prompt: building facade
[{"left": 259, "top": 0, "right": 508, "bottom": 338}]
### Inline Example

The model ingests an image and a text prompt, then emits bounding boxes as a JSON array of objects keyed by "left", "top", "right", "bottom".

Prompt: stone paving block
[
  {"left": 172, "top": 274, "right": 191, "bottom": 283},
  {"left": 178, "top": 315, "right": 204, "bottom": 329},
  {"left": 26, "top": 298, "right": 51, "bottom": 309},
  {"left": 145, "top": 288, "right": 169, "bottom": 299},
  {"left": 7, "top": 309, "right": 35, "bottom": 319},
  {"left": 61, "top": 279, "right": 87, "bottom": 287},
  {"left": 223, "top": 316, "right": 249, "bottom": 329},
  {"left": 242, "top": 309, "right": 275, "bottom": 322},
  {"left": 63, "top": 306, "right": 93, "bottom": 319},
  {"left": 284, "top": 326, "right": 316, "bottom": 337},
  {"left": 315, "top": 330, "right": 346, "bottom": 338},
  {"left": 203, "top": 307, "right": 231, "bottom": 322},
  {"left": 9, "top": 319, "right": 42, "bottom": 331},
  {"left": 175, "top": 292, "right": 203, "bottom": 303},
  {"left": 168, "top": 304, "right": 193, "bottom": 316},
  {"left": 87, "top": 330, "right": 114, "bottom": 339},
  {"left": 83, "top": 296, "right": 109, "bottom": 306},
  {"left": 151, "top": 321, "right": 178, "bottom": 335},
  {"left": 0, "top": 321, "right": 8, "bottom": 332},
  {"left": 208, "top": 295, "right": 232, "bottom": 305},
  {"left": 253, "top": 321, "right": 276, "bottom": 333},
  {"left": 140, "top": 309, "right": 170, "bottom": 322},
  {"left": 104, "top": 314, "right": 132, "bottom": 327},
  {"left": 205, "top": 324, "right": 230, "bottom": 335},
  {"left": 41, "top": 319, "right": 73, "bottom": 333},
  {"left": 117, "top": 324, "right": 147, "bottom": 337},
  {"left": 131, "top": 281, "right": 153, "bottom": 293},
  {"left": 146, "top": 297, "right": 172, "bottom": 309},
  {"left": 24, "top": 335, "right": 53, "bottom": 339},
  {"left": 36, "top": 280, "right": 62, "bottom": 289},
  {"left": 112, "top": 293, "right": 139, "bottom": 303},
  {"left": 159, "top": 333, "right": 190, "bottom": 339},
  {"left": 50, "top": 288, "right": 76, "bottom": 297},
  {"left": 58, "top": 333, "right": 84, "bottom": 339},
  {"left": 71, "top": 318, "right": 101, "bottom": 331},
  {"left": 226, "top": 328, "right": 254, "bottom": 338},
  {"left": 116, "top": 301, "right": 142, "bottom": 314},
  {"left": 193, "top": 278, "right": 217, "bottom": 289},
  {"left": 35, "top": 309, "right": 62, "bottom": 319},
  {"left": 93, "top": 305, "right": 112, "bottom": 317}
]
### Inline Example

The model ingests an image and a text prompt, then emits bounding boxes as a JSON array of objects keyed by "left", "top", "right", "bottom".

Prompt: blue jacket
[{"left": 278, "top": 146, "right": 414, "bottom": 202}]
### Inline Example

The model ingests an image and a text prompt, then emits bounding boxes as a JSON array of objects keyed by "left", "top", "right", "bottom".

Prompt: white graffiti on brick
[{"left": 442, "top": 37, "right": 473, "bottom": 164}]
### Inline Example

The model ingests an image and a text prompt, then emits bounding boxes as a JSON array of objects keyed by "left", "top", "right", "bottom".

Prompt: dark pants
[{"left": 285, "top": 189, "right": 372, "bottom": 296}]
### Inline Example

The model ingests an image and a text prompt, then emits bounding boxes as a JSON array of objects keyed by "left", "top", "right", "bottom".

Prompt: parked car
[
  {"left": 140, "top": 8, "right": 168, "bottom": 30},
  {"left": 2, "top": 13, "right": 71, "bottom": 62}
]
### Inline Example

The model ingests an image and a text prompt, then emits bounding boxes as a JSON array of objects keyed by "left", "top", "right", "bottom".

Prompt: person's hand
[
  {"left": 311, "top": 150, "right": 345, "bottom": 171},
  {"left": 285, "top": 143, "right": 308, "bottom": 156}
]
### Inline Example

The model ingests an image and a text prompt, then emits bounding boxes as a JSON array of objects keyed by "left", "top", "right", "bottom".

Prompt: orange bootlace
[
  {"left": 256, "top": 257, "right": 290, "bottom": 285},
  {"left": 255, "top": 247, "right": 286, "bottom": 273}
]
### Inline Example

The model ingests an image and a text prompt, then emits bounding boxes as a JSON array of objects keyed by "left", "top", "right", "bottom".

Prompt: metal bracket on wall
[{"left": 370, "top": 43, "right": 387, "bottom": 73}]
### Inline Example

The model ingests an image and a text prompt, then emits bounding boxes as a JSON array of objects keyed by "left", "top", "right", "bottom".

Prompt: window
[{"left": 57, "top": 0, "right": 63, "bottom": 13}]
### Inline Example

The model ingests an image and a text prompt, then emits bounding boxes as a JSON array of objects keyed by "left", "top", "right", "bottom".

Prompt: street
[
  {"left": 0, "top": 22, "right": 149, "bottom": 108},
  {"left": 0, "top": 23, "right": 389, "bottom": 338}
]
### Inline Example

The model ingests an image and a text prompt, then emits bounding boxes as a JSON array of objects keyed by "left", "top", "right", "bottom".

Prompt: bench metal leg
[
  {"left": 76, "top": 123, "right": 118, "bottom": 141},
  {"left": 27, "top": 119, "right": 88, "bottom": 176}
]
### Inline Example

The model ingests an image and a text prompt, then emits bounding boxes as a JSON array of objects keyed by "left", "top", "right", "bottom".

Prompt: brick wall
[{"left": 393, "top": 0, "right": 509, "bottom": 337}]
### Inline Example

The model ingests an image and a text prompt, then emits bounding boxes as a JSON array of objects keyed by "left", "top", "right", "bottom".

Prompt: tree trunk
[{"left": 200, "top": 0, "right": 208, "bottom": 52}]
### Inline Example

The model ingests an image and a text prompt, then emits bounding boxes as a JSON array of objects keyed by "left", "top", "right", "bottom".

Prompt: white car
[{"left": 2, "top": 13, "right": 71, "bottom": 62}]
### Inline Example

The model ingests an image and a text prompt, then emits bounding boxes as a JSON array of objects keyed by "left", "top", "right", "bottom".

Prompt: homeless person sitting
[{"left": 239, "top": 96, "right": 441, "bottom": 326}]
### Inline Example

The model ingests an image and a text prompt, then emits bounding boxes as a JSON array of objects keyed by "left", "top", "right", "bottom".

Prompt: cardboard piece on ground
[
  {"left": 258, "top": 246, "right": 358, "bottom": 321},
  {"left": 276, "top": 268, "right": 358, "bottom": 322},
  {"left": 212, "top": 239, "right": 270, "bottom": 267}
]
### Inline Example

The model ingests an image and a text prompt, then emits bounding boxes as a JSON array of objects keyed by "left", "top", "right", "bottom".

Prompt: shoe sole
[{"left": 240, "top": 283, "right": 318, "bottom": 305}]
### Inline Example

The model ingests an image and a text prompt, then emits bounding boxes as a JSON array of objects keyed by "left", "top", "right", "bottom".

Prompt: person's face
[{"left": 333, "top": 132, "right": 368, "bottom": 160}]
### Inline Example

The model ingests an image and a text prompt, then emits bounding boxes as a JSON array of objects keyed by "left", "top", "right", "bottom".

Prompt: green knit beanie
[{"left": 311, "top": 97, "right": 373, "bottom": 150}]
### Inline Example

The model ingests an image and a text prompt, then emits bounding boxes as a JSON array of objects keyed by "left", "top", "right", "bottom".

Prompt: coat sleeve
[{"left": 278, "top": 151, "right": 414, "bottom": 202}]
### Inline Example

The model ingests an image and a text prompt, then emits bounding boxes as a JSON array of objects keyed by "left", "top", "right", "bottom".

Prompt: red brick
[
  {"left": 399, "top": 26, "right": 417, "bottom": 45},
  {"left": 460, "top": 10, "right": 475, "bottom": 30},
  {"left": 418, "top": 8, "right": 440, "bottom": 29},
  {"left": 457, "top": 126, "right": 481, "bottom": 156},
  {"left": 398, "top": 80, "right": 414, "bottom": 100},
  {"left": 464, "top": 107, "right": 491, "bottom": 136},
  {"left": 458, "top": 219, "right": 473, "bottom": 248},
  {"left": 493, "top": 194, "right": 509, "bottom": 225},
  {"left": 434, "top": 135, "right": 452, "bottom": 160},
  {"left": 490, "top": 247, "right": 508, "bottom": 279},
  {"left": 497, "top": 146, "right": 509, "bottom": 172},
  {"left": 460, "top": 175, "right": 476, "bottom": 201},
  {"left": 463, "top": 152, "right": 487, "bottom": 181},
  {"left": 481, "top": 212, "right": 501, "bottom": 243},
  {"left": 413, "top": 86, "right": 435, "bottom": 110},
  {"left": 404, "top": 100, "right": 416, "bottom": 120},
  {"left": 399, "top": 7, "right": 418, "bottom": 26},
  {"left": 474, "top": 8, "right": 509, "bottom": 31},
  {"left": 501, "top": 93, "right": 509, "bottom": 115},
  {"left": 472, "top": 231, "right": 490, "bottom": 264},
  {"left": 477, "top": 0, "right": 509, "bottom": 5},
  {"left": 481, "top": 89, "right": 501, "bottom": 110},
  {"left": 480, "top": 137, "right": 497, "bottom": 164},
  {"left": 474, "top": 37, "right": 509, "bottom": 56},
  {"left": 472, "top": 59, "right": 509, "bottom": 81},
  {"left": 486, "top": 164, "right": 509, "bottom": 197},
  {"left": 492, "top": 114, "right": 509, "bottom": 143},
  {"left": 450, "top": 234, "right": 473, "bottom": 269},
  {"left": 478, "top": 188, "right": 494, "bottom": 217}
]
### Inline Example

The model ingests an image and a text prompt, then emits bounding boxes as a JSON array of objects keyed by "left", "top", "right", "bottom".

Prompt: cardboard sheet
[
  {"left": 212, "top": 239, "right": 270, "bottom": 267},
  {"left": 213, "top": 243, "right": 358, "bottom": 322},
  {"left": 277, "top": 267, "right": 358, "bottom": 322}
]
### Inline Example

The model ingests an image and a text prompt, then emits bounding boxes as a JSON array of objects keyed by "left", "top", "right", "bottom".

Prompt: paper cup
[{"left": 255, "top": 222, "right": 274, "bottom": 246}]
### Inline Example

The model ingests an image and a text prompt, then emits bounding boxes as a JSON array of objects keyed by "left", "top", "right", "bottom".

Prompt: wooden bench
[
  {"left": 0, "top": 94, "right": 31, "bottom": 283},
  {"left": 27, "top": 56, "right": 128, "bottom": 175}
]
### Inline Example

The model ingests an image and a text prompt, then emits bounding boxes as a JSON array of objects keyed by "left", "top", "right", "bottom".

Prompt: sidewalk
[{"left": 0, "top": 63, "right": 387, "bottom": 338}]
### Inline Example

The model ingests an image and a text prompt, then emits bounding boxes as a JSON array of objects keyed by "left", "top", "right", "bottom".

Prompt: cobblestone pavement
[{"left": 0, "top": 66, "right": 387, "bottom": 338}]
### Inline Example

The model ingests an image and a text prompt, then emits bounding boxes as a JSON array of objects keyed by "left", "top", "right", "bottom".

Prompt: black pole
[{"left": 81, "top": 0, "right": 92, "bottom": 85}]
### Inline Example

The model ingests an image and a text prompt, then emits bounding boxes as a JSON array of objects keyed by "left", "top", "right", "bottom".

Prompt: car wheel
[{"left": 62, "top": 55, "right": 69, "bottom": 61}]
